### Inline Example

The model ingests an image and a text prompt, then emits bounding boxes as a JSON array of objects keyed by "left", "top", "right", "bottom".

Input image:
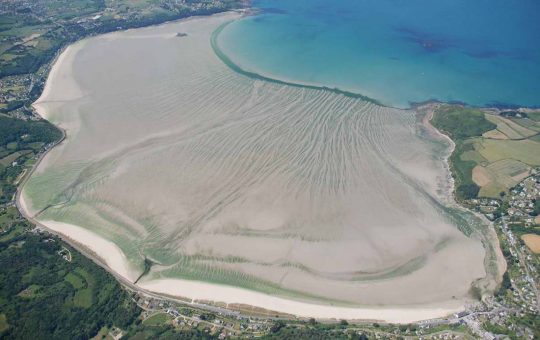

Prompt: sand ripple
[{"left": 23, "top": 13, "right": 486, "bottom": 308}]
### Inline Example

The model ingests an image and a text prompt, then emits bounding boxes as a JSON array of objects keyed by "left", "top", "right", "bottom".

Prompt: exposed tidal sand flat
[{"left": 21, "top": 13, "right": 493, "bottom": 321}]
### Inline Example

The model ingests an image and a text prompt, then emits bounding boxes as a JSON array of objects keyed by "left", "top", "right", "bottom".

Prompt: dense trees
[
  {"left": 123, "top": 323, "right": 219, "bottom": 339},
  {"left": 456, "top": 183, "right": 480, "bottom": 200},
  {"left": 0, "top": 116, "right": 62, "bottom": 203},
  {"left": 532, "top": 199, "right": 540, "bottom": 216},
  {"left": 432, "top": 106, "right": 496, "bottom": 140},
  {"left": 0, "top": 116, "right": 61, "bottom": 148},
  {"left": 0, "top": 233, "right": 139, "bottom": 339},
  {"left": 263, "top": 322, "right": 369, "bottom": 340},
  {"left": 431, "top": 106, "right": 497, "bottom": 201}
]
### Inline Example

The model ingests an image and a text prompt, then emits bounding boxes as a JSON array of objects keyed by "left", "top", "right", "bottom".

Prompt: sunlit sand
[{"left": 20, "top": 12, "right": 494, "bottom": 322}]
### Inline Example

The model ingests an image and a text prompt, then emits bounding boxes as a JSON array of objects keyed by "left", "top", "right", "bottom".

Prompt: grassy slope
[
  {"left": 142, "top": 313, "right": 173, "bottom": 326},
  {"left": 432, "top": 105, "right": 496, "bottom": 200}
]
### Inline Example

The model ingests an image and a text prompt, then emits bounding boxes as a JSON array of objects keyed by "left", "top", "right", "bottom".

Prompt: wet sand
[{"left": 19, "top": 12, "right": 494, "bottom": 322}]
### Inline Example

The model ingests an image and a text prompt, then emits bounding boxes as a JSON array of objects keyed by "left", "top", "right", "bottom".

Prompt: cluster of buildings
[
  {"left": 133, "top": 291, "right": 491, "bottom": 339},
  {"left": 468, "top": 197, "right": 500, "bottom": 221},
  {"left": 507, "top": 174, "right": 540, "bottom": 224},
  {"left": 467, "top": 169, "right": 540, "bottom": 224},
  {"left": 134, "top": 293, "right": 270, "bottom": 338},
  {"left": 498, "top": 221, "right": 539, "bottom": 313},
  {"left": 0, "top": 75, "right": 37, "bottom": 119},
  {"left": 0, "top": 75, "right": 31, "bottom": 103},
  {"left": 469, "top": 174, "right": 540, "bottom": 339},
  {"left": 57, "top": 246, "right": 72, "bottom": 262},
  {"left": 416, "top": 332, "right": 466, "bottom": 340}
]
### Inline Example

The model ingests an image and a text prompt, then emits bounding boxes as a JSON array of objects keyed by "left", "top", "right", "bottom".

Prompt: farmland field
[
  {"left": 484, "top": 114, "right": 537, "bottom": 139},
  {"left": 143, "top": 313, "right": 173, "bottom": 326},
  {"left": 434, "top": 106, "right": 540, "bottom": 199},
  {"left": 477, "top": 159, "right": 530, "bottom": 198},
  {"left": 0, "top": 150, "right": 31, "bottom": 167},
  {"left": 486, "top": 160, "right": 530, "bottom": 186},
  {"left": 522, "top": 234, "right": 540, "bottom": 254},
  {"left": 474, "top": 139, "right": 540, "bottom": 166}
]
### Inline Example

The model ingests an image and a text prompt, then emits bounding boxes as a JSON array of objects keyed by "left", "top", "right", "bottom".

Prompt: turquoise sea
[{"left": 217, "top": 0, "right": 540, "bottom": 108}]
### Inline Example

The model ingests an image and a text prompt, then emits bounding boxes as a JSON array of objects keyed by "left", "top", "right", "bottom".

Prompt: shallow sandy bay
[{"left": 20, "top": 12, "right": 493, "bottom": 322}]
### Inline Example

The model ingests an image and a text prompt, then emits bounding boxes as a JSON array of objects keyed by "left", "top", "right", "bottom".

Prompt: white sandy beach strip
[
  {"left": 18, "top": 190, "right": 33, "bottom": 218},
  {"left": 39, "top": 219, "right": 139, "bottom": 282},
  {"left": 139, "top": 279, "right": 463, "bottom": 323},
  {"left": 33, "top": 42, "right": 85, "bottom": 120}
]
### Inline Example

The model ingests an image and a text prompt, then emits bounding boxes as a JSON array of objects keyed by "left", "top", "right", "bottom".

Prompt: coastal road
[{"left": 501, "top": 217, "right": 540, "bottom": 312}]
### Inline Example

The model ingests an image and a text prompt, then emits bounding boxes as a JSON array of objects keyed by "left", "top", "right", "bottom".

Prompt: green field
[
  {"left": 0, "top": 313, "right": 8, "bottom": 333},
  {"left": 525, "top": 111, "right": 540, "bottom": 122},
  {"left": 0, "top": 225, "right": 24, "bottom": 243},
  {"left": 73, "top": 267, "right": 96, "bottom": 308},
  {"left": 65, "top": 272, "right": 85, "bottom": 289},
  {"left": 478, "top": 159, "right": 530, "bottom": 198},
  {"left": 511, "top": 117, "right": 540, "bottom": 132},
  {"left": 142, "top": 313, "right": 173, "bottom": 326},
  {"left": 433, "top": 105, "right": 540, "bottom": 199},
  {"left": 74, "top": 287, "right": 93, "bottom": 308},
  {"left": 474, "top": 138, "right": 540, "bottom": 166},
  {"left": 0, "top": 150, "right": 32, "bottom": 167},
  {"left": 484, "top": 114, "right": 538, "bottom": 139},
  {"left": 432, "top": 105, "right": 497, "bottom": 199}
]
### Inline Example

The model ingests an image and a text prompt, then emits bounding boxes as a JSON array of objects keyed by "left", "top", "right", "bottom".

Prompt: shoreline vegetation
[{"left": 1, "top": 2, "right": 539, "bottom": 338}]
